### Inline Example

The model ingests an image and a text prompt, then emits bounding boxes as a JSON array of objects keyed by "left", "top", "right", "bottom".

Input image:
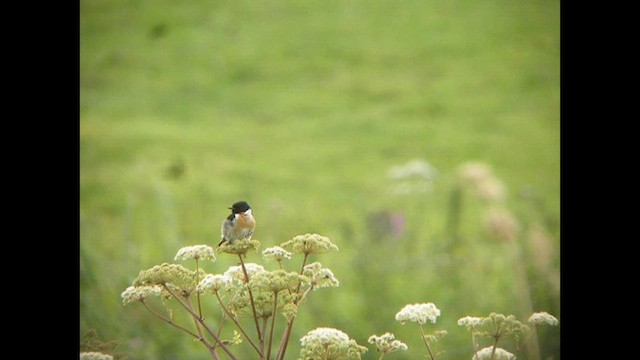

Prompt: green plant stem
[
  {"left": 213, "top": 290, "right": 265, "bottom": 357},
  {"left": 195, "top": 258, "right": 203, "bottom": 319},
  {"left": 490, "top": 335, "right": 501, "bottom": 360},
  {"left": 238, "top": 254, "right": 264, "bottom": 347},
  {"left": 261, "top": 316, "right": 269, "bottom": 355},
  {"left": 140, "top": 300, "right": 220, "bottom": 360},
  {"left": 418, "top": 325, "right": 436, "bottom": 360},
  {"left": 471, "top": 332, "right": 479, "bottom": 360},
  {"left": 188, "top": 297, "right": 220, "bottom": 360},
  {"left": 163, "top": 285, "right": 237, "bottom": 360},
  {"left": 276, "top": 253, "right": 309, "bottom": 360},
  {"left": 267, "top": 291, "right": 279, "bottom": 360},
  {"left": 213, "top": 311, "right": 227, "bottom": 350},
  {"left": 140, "top": 300, "right": 200, "bottom": 339}
]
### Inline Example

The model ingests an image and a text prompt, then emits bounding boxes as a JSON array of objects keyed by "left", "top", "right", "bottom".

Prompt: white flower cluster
[
  {"left": 457, "top": 316, "right": 484, "bottom": 330},
  {"left": 223, "top": 263, "right": 265, "bottom": 283},
  {"left": 395, "top": 302, "right": 441, "bottom": 325},
  {"left": 121, "top": 285, "right": 162, "bottom": 305},
  {"left": 303, "top": 262, "right": 340, "bottom": 290},
  {"left": 299, "top": 327, "right": 367, "bottom": 360},
  {"left": 368, "top": 332, "right": 408, "bottom": 353},
  {"left": 174, "top": 245, "right": 216, "bottom": 261},
  {"left": 472, "top": 346, "right": 516, "bottom": 360},
  {"left": 282, "top": 233, "right": 339, "bottom": 255},
  {"left": 80, "top": 351, "right": 114, "bottom": 360},
  {"left": 262, "top": 246, "right": 292, "bottom": 262},
  {"left": 301, "top": 327, "right": 350, "bottom": 349},
  {"left": 528, "top": 311, "right": 559, "bottom": 326},
  {"left": 196, "top": 274, "right": 232, "bottom": 293}
]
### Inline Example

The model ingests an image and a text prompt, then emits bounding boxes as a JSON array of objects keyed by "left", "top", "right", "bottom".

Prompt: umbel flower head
[
  {"left": 79, "top": 352, "right": 114, "bottom": 360},
  {"left": 368, "top": 332, "right": 408, "bottom": 354},
  {"left": 262, "top": 246, "right": 292, "bottom": 262},
  {"left": 281, "top": 233, "right": 339, "bottom": 256},
  {"left": 528, "top": 311, "right": 559, "bottom": 326},
  {"left": 457, "top": 316, "right": 484, "bottom": 330},
  {"left": 217, "top": 237, "right": 261, "bottom": 255},
  {"left": 299, "top": 327, "right": 368, "bottom": 360},
  {"left": 174, "top": 245, "right": 216, "bottom": 262},
  {"left": 302, "top": 262, "right": 340, "bottom": 290},
  {"left": 133, "top": 263, "right": 203, "bottom": 296},
  {"left": 249, "top": 269, "right": 302, "bottom": 293},
  {"left": 472, "top": 346, "right": 516, "bottom": 360},
  {"left": 121, "top": 285, "right": 162, "bottom": 305},
  {"left": 196, "top": 274, "right": 233, "bottom": 293},
  {"left": 395, "top": 303, "right": 441, "bottom": 325},
  {"left": 224, "top": 263, "right": 266, "bottom": 283}
]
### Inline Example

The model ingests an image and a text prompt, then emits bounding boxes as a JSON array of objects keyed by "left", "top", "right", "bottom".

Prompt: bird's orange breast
[{"left": 236, "top": 214, "right": 256, "bottom": 229}]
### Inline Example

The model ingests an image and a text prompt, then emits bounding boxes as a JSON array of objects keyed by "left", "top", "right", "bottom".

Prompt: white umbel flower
[
  {"left": 395, "top": 303, "right": 441, "bottom": 325},
  {"left": 174, "top": 245, "right": 216, "bottom": 261},
  {"left": 303, "top": 262, "right": 340, "bottom": 289},
  {"left": 262, "top": 246, "right": 292, "bottom": 262},
  {"left": 528, "top": 312, "right": 559, "bottom": 326},
  {"left": 80, "top": 352, "right": 114, "bottom": 360},
  {"left": 224, "top": 263, "right": 266, "bottom": 283},
  {"left": 472, "top": 346, "right": 516, "bottom": 360},
  {"left": 121, "top": 285, "right": 162, "bottom": 305},
  {"left": 196, "top": 274, "right": 232, "bottom": 293},
  {"left": 301, "top": 327, "right": 350, "bottom": 349},
  {"left": 458, "top": 316, "right": 484, "bottom": 330},
  {"left": 368, "top": 332, "right": 408, "bottom": 353}
]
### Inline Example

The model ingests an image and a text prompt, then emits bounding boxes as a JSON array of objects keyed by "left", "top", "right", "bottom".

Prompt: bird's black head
[{"left": 229, "top": 201, "right": 251, "bottom": 213}]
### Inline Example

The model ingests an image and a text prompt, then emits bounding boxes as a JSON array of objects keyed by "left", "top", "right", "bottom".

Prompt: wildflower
[
  {"left": 368, "top": 332, "right": 408, "bottom": 354},
  {"left": 423, "top": 330, "right": 448, "bottom": 343},
  {"left": 224, "top": 263, "right": 266, "bottom": 283},
  {"left": 174, "top": 245, "right": 216, "bottom": 262},
  {"left": 121, "top": 285, "right": 162, "bottom": 305},
  {"left": 79, "top": 352, "right": 114, "bottom": 360},
  {"left": 133, "top": 263, "right": 203, "bottom": 296},
  {"left": 395, "top": 303, "right": 441, "bottom": 325},
  {"left": 482, "top": 313, "right": 529, "bottom": 338},
  {"left": 281, "top": 233, "right": 339, "bottom": 256},
  {"left": 196, "top": 274, "right": 232, "bottom": 293},
  {"left": 458, "top": 316, "right": 484, "bottom": 330},
  {"left": 299, "top": 327, "right": 367, "bottom": 360},
  {"left": 217, "top": 237, "right": 261, "bottom": 255},
  {"left": 262, "top": 246, "right": 292, "bottom": 262},
  {"left": 528, "top": 312, "right": 559, "bottom": 326},
  {"left": 302, "top": 262, "right": 339, "bottom": 290},
  {"left": 472, "top": 346, "right": 516, "bottom": 360},
  {"left": 249, "top": 269, "right": 301, "bottom": 293}
]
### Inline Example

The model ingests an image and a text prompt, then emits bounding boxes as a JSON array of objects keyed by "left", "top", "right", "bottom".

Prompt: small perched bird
[{"left": 218, "top": 201, "right": 256, "bottom": 247}]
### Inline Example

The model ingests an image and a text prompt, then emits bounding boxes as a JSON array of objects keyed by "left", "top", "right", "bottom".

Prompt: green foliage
[{"left": 80, "top": 0, "right": 559, "bottom": 358}]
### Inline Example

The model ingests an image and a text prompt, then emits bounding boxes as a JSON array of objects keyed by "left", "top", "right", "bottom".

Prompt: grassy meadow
[{"left": 80, "top": 0, "right": 560, "bottom": 359}]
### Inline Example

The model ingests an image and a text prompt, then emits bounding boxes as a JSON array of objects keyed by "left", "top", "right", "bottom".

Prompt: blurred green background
[{"left": 80, "top": 0, "right": 560, "bottom": 359}]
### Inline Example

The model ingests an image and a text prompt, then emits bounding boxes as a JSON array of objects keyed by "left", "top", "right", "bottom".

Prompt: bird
[{"left": 218, "top": 201, "right": 256, "bottom": 247}]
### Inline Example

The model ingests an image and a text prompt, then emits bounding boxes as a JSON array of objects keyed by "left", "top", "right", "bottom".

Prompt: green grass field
[{"left": 80, "top": 0, "right": 560, "bottom": 359}]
